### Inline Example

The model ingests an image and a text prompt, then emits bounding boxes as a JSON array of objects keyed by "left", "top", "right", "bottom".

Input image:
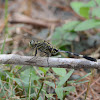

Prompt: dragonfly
[
  {"left": 15, "top": 39, "right": 96, "bottom": 75},
  {"left": 29, "top": 40, "right": 97, "bottom": 62}
]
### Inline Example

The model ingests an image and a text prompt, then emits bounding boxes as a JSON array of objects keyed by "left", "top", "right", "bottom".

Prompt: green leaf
[
  {"left": 86, "top": 0, "right": 96, "bottom": 7},
  {"left": 12, "top": 78, "right": 23, "bottom": 86},
  {"left": 80, "top": 7, "right": 90, "bottom": 18},
  {"left": 55, "top": 87, "right": 63, "bottom": 100},
  {"left": 75, "top": 73, "right": 91, "bottom": 82},
  {"left": 75, "top": 19, "right": 100, "bottom": 31},
  {"left": 62, "top": 21, "right": 80, "bottom": 31},
  {"left": 58, "top": 69, "right": 74, "bottom": 87},
  {"left": 52, "top": 68, "right": 66, "bottom": 77},
  {"left": 67, "top": 73, "right": 91, "bottom": 84},
  {"left": 39, "top": 67, "right": 49, "bottom": 74},
  {"left": 51, "top": 27, "right": 64, "bottom": 46},
  {"left": 19, "top": 68, "right": 39, "bottom": 87},
  {"left": 71, "top": 1, "right": 96, "bottom": 18},
  {"left": 38, "top": 96, "right": 43, "bottom": 100},
  {"left": 52, "top": 29, "right": 78, "bottom": 47},
  {"left": 63, "top": 32, "right": 78, "bottom": 41},
  {"left": 75, "top": 80, "right": 89, "bottom": 84},
  {"left": 70, "top": 2, "right": 84, "bottom": 15},
  {"left": 44, "top": 81, "right": 55, "bottom": 88},
  {"left": 52, "top": 21, "right": 79, "bottom": 47},
  {"left": 67, "top": 80, "right": 76, "bottom": 84},
  {"left": 6, "top": 73, "right": 23, "bottom": 86},
  {"left": 96, "top": 0, "right": 100, "bottom": 6},
  {"left": 63, "top": 86, "right": 76, "bottom": 92},
  {"left": 45, "top": 94, "right": 55, "bottom": 99},
  {"left": 92, "top": 7, "right": 100, "bottom": 18}
]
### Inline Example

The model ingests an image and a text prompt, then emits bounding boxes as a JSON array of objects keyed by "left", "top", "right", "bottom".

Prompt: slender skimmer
[
  {"left": 16, "top": 40, "right": 96, "bottom": 75},
  {"left": 29, "top": 40, "right": 97, "bottom": 62}
]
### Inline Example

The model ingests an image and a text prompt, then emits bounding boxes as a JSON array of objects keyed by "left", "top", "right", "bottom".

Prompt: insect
[
  {"left": 29, "top": 40, "right": 97, "bottom": 62},
  {"left": 15, "top": 39, "right": 97, "bottom": 75}
]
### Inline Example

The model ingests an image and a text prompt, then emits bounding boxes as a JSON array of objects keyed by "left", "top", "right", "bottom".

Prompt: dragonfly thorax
[{"left": 29, "top": 40, "right": 59, "bottom": 56}]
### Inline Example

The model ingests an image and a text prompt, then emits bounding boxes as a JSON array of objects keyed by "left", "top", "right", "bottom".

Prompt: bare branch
[{"left": 0, "top": 54, "right": 99, "bottom": 69}]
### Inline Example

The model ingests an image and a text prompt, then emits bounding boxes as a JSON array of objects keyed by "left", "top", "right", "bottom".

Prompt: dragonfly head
[{"left": 29, "top": 40, "right": 37, "bottom": 49}]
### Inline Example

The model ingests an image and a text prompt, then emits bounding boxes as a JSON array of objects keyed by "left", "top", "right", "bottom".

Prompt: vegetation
[{"left": 0, "top": 0, "right": 100, "bottom": 99}]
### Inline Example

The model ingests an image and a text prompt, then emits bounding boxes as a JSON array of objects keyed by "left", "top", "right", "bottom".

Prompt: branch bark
[{"left": 0, "top": 54, "right": 99, "bottom": 69}]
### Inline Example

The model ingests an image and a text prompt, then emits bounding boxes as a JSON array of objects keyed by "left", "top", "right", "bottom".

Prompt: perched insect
[
  {"left": 16, "top": 39, "right": 97, "bottom": 75},
  {"left": 29, "top": 40, "right": 58, "bottom": 57},
  {"left": 29, "top": 40, "right": 97, "bottom": 62}
]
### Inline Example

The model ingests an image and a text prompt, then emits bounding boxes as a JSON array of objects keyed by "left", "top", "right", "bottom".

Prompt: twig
[
  {"left": 0, "top": 54, "right": 99, "bottom": 69},
  {"left": 9, "top": 13, "right": 59, "bottom": 28}
]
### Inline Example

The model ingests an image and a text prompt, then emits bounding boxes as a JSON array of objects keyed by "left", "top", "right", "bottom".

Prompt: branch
[{"left": 0, "top": 54, "right": 99, "bottom": 69}]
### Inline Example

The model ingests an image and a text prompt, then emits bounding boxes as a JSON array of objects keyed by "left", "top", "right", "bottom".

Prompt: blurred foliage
[
  {"left": 52, "top": 21, "right": 79, "bottom": 48},
  {"left": 52, "top": 0, "right": 100, "bottom": 52}
]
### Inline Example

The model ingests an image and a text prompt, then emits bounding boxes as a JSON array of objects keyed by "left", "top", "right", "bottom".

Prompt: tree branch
[{"left": 0, "top": 54, "right": 99, "bottom": 69}]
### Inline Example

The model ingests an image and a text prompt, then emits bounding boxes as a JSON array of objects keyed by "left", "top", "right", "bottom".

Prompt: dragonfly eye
[
  {"left": 29, "top": 40, "right": 36, "bottom": 48},
  {"left": 30, "top": 40, "right": 34, "bottom": 44}
]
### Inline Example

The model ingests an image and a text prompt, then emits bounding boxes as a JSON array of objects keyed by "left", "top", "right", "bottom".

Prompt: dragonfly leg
[{"left": 35, "top": 47, "right": 38, "bottom": 56}]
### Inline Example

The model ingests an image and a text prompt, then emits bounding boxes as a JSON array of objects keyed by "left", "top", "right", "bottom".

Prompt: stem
[
  {"left": 1, "top": 0, "right": 8, "bottom": 54},
  {"left": 36, "top": 82, "right": 44, "bottom": 100},
  {"left": 28, "top": 68, "right": 32, "bottom": 99},
  {"left": 5, "top": 0, "right": 8, "bottom": 34}
]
